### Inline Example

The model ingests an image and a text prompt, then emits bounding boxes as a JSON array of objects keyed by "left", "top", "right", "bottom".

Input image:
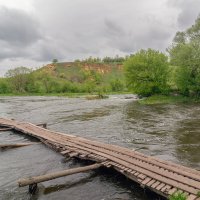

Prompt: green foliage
[
  {"left": 110, "top": 78, "right": 124, "bottom": 91},
  {"left": 169, "top": 191, "right": 187, "bottom": 200},
  {"left": 138, "top": 95, "right": 195, "bottom": 105},
  {"left": 197, "top": 191, "right": 200, "bottom": 197},
  {"left": 0, "top": 79, "right": 11, "bottom": 93},
  {"left": 124, "top": 49, "right": 169, "bottom": 97},
  {"left": 168, "top": 16, "right": 200, "bottom": 97},
  {"left": 2, "top": 59, "right": 126, "bottom": 95},
  {"left": 52, "top": 58, "right": 58, "bottom": 64},
  {"left": 79, "top": 55, "right": 127, "bottom": 64},
  {"left": 5, "top": 66, "right": 32, "bottom": 93}
]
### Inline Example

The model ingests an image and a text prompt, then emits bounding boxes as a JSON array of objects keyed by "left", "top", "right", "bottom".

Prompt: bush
[
  {"left": 0, "top": 79, "right": 11, "bottom": 93},
  {"left": 124, "top": 49, "right": 169, "bottom": 97},
  {"left": 110, "top": 79, "right": 124, "bottom": 91},
  {"left": 169, "top": 191, "right": 187, "bottom": 200}
]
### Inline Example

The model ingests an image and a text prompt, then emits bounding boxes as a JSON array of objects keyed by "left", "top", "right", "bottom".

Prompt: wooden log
[
  {"left": 0, "top": 142, "right": 40, "bottom": 149},
  {"left": 18, "top": 163, "right": 102, "bottom": 187},
  {"left": 0, "top": 128, "right": 12, "bottom": 131}
]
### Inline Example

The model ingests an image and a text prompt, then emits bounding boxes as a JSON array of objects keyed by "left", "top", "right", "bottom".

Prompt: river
[{"left": 0, "top": 95, "right": 199, "bottom": 200}]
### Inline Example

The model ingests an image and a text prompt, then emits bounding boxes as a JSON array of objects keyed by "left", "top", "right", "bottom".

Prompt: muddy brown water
[{"left": 0, "top": 95, "right": 199, "bottom": 200}]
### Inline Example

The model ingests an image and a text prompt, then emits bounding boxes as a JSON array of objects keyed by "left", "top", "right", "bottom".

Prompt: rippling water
[{"left": 0, "top": 95, "right": 199, "bottom": 200}]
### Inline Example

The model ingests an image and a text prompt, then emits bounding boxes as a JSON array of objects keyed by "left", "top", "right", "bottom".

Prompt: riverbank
[
  {"left": 1, "top": 93, "right": 199, "bottom": 105},
  {"left": 138, "top": 95, "right": 200, "bottom": 105},
  {"left": 0, "top": 91, "right": 132, "bottom": 98}
]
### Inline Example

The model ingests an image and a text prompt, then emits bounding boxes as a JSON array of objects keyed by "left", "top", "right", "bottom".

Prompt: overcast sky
[{"left": 0, "top": 0, "right": 200, "bottom": 76}]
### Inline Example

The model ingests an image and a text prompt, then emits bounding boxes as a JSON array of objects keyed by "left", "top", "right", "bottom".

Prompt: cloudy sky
[{"left": 0, "top": 0, "right": 200, "bottom": 76}]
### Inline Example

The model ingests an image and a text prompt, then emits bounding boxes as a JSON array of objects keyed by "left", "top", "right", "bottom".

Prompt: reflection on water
[{"left": 0, "top": 96, "right": 199, "bottom": 200}]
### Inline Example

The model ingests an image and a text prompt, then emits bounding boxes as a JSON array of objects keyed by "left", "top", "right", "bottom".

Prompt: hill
[{"left": 1, "top": 61, "right": 126, "bottom": 94}]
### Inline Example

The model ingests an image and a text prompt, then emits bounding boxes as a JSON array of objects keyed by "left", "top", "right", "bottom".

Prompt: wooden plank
[
  {"left": 64, "top": 133, "right": 200, "bottom": 180},
  {"left": 56, "top": 140, "right": 198, "bottom": 194},
  {"left": 138, "top": 174, "right": 146, "bottom": 180},
  {"left": 69, "top": 152, "right": 79, "bottom": 157},
  {"left": 161, "top": 185, "right": 171, "bottom": 193},
  {"left": 156, "top": 183, "right": 165, "bottom": 190},
  {"left": 60, "top": 150, "right": 72, "bottom": 155},
  {"left": 152, "top": 181, "right": 160, "bottom": 189},
  {"left": 146, "top": 179, "right": 156, "bottom": 187},
  {"left": 66, "top": 138, "right": 200, "bottom": 190},
  {"left": 24, "top": 129, "right": 199, "bottom": 195},
  {"left": 55, "top": 138, "right": 199, "bottom": 194},
  {"left": 134, "top": 172, "right": 139, "bottom": 176},
  {"left": 141, "top": 177, "right": 151, "bottom": 185},
  {"left": 187, "top": 194, "right": 197, "bottom": 200}
]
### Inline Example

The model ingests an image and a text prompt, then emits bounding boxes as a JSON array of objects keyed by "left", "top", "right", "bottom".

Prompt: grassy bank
[
  {"left": 139, "top": 95, "right": 200, "bottom": 105},
  {"left": 0, "top": 91, "right": 131, "bottom": 98}
]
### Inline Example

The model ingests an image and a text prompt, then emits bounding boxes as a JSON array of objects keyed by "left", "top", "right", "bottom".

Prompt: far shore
[{"left": 0, "top": 93, "right": 199, "bottom": 105}]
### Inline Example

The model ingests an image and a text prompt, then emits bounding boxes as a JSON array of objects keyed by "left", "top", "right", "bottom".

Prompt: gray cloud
[
  {"left": 0, "top": 7, "right": 42, "bottom": 46},
  {"left": 167, "top": 0, "right": 200, "bottom": 29},
  {"left": 0, "top": 6, "right": 43, "bottom": 62},
  {"left": 0, "top": 0, "right": 200, "bottom": 76}
]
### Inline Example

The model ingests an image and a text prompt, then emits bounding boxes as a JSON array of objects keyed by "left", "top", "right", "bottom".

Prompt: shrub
[
  {"left": 124, "top": 49, "right": 169, "bottom": 97},
  {"left": 169, "top": 191, "right": 187, "bottom": 200}
]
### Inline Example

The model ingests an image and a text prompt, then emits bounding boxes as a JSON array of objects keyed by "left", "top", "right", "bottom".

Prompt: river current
[{"left": 0, "top": 95, "right": 199, "bottom": 200}]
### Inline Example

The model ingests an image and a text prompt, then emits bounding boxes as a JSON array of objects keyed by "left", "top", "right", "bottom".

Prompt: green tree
[
  {"left": 124, "top": 49, "right": 169, "bottom": 96},
  {"left": 52, "top": 59, "right": 58, "bottom": 64},
  {"left": 5, "top": 67, "right": 32, "bottom": 93},
  {"left": 168, "top": 16, "right": 200, "bottom": 97}
]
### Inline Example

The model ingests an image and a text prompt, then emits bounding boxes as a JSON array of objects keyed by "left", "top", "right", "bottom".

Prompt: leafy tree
[
  {"left": 124, "top": 49, "right": 169, "bottom": 96},
  {"left": 5, "top": 67, "right": 32, "bottom": 93},
  {"left": 168, "top": 16, "right": 200, "bottom": 97},
  {"left": 52, "top": 59, "right": 58, "bottom": 64}
]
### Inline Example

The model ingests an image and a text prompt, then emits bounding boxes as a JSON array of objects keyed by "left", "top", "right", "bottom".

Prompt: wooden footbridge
[{"left": 0, "top": 118, "right": 200, "bottom": 200}]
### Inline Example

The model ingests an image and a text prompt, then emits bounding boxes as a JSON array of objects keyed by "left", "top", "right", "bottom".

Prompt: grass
[
  {"left": 138, "top": 95, "right": 199, "bottom": 105},
  {"left": 197, "top": 191, "right": 200, "bottom": 197},
  {"left": 0, "top": 92, "right": 88, "bottom": 98},
  {"left": 169, "top": 191, "right": 187, "bottom": 200},
  {"left": 0, "top": 91, "right": 131, "bottom": 98}
]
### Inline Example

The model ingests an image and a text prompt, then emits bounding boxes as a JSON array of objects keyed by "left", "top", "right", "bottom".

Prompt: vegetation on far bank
[{"left": 138, "top": 95, "right": 200, "bottom": 105}]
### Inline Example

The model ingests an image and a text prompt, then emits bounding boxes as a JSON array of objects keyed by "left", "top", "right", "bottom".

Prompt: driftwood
[
  {"left": 0, "top": 142, "right": 40, "bottom": 149},
  {"left": 0, "top": 128, "right": 12, "bottom": 131},
  {"left": 18, "top": 163, "right": 102, "bottom": 187}
]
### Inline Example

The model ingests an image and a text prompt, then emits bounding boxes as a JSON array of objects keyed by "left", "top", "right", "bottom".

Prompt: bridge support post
[{"left": 28, "top": 183, "right": 38, "bottom": 194}]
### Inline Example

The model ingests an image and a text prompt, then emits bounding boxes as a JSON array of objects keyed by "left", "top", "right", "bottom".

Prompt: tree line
[
  {"left": 74, "top": 55, "right": 127, "bottom": 64},
  {"left": 0, "top": 64, "right": 125, "bottom": 94}
]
